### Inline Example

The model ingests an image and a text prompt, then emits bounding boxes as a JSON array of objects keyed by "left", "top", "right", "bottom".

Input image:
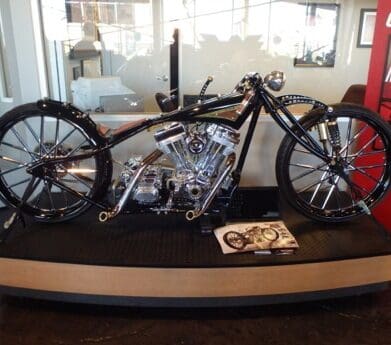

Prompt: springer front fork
[{"left": 316, "top": 117, "right": 369, "bottom": 212}]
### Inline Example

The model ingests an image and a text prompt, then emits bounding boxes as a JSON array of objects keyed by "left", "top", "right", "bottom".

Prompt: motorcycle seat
[{"left": 155, "top": 93, "right": 176, "bottom": 112}]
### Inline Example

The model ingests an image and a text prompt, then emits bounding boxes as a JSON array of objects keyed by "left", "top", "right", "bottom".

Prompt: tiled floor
[{"left": 0, "top": 288, "right": 390, "bottom": 345}]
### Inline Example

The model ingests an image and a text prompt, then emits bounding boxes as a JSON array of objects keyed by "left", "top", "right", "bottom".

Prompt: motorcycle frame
[{"left": 33, "top": 83, "right": 330, "bottom": 212}]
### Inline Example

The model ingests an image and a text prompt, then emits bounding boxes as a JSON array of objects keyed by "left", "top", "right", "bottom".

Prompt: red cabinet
[{"left": 364, "top": 0, "right": 391, "bottom": 230}]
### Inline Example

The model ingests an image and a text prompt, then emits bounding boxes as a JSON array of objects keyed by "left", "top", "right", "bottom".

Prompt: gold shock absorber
[
  {"left": 327, "top": 120, "right": 342, "bottom": 149},
  {"left": 317, "top": 122, "right": 328, "bottom": 142}
]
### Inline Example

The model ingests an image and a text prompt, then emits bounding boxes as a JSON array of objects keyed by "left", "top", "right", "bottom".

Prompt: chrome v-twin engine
[
  {"left": 154, "top": 123, "right": 239, "bottom": 206},
  {"left": 104, "top": 122, "right": 239, "bottom": 222}
]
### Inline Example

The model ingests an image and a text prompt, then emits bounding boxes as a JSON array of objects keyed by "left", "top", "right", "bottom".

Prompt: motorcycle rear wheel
[
  {"left": 223, "top": 231, "right": 246, "bottom": 250},
  {"left": 276, "top": 104, "right": 391, "bottom": 222},
  {"left": 0, "top": 104, "right": 112, "bottom": 222}
]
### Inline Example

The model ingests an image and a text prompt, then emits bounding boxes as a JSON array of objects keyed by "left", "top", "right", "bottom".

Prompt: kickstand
[
  {"left": 0, "top": 207, "right": 25, "bottom": 243},
  {"left": 0, "top": 176, "right": 37, "bottom": 243}
]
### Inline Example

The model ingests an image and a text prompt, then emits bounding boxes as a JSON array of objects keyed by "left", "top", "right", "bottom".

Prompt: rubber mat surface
[{"left": 0, "top": 193, "right": 389, "bottom": 268}]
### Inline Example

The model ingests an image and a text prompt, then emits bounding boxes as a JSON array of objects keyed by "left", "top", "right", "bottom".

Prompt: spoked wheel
[
  {"left": 276, "top": 104, "right": 391, "bottom": 222},
  {"left": 223, "top": 231, "right": 246, "bottom": 250},
  {"left": 0, "top": 104, "right": 112, "bottom": 222}
]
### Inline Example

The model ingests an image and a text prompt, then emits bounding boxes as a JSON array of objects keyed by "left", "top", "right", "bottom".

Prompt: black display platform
[{"left": 0, "top": 188, "right": 390, "bottom": 307}]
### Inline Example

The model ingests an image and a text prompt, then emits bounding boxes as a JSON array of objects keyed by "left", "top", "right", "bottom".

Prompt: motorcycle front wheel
[
  {"left": 276, "top": 104, "right": 391, "bottom": 222},
  {"left": 0, "top": 104, "right": 112, "bottom": 222}
]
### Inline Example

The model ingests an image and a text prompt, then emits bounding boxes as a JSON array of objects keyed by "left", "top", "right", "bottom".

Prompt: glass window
[
  {"left": 0, "top": 9, "right": 12, "bottom": 99},
  {"left": 40, "top": 0, "right": 376, "bottom": 114},
  {"left": 41, "top": 0, "right": 170, "bottom": 113}
]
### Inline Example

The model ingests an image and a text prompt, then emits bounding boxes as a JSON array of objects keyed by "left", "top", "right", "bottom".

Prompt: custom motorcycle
[{"left": 0, "top": 71, "right": 390, "bottom": 229}]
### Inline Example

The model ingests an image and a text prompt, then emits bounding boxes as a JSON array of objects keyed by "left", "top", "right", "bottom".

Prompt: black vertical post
[{"left": 170, "top": 28, "right": 179, "bottom": 108}]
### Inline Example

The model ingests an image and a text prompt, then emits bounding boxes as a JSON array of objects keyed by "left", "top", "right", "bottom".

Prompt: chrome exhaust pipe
[
  {"left": 186, "top": 153, "right": 236, "bottom": 221},
  {"left": 99, "top": 150, "right": 163, "bottom": 222}
]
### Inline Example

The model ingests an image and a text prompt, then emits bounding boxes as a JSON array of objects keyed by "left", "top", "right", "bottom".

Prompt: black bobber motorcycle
[{"left": 0, "top": 71, "right": 389, "bottom": 231}]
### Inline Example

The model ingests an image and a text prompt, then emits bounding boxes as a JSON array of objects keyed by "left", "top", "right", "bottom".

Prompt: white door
[
  {"left": 0, "top": 0, "right": 18, "bottom": 114},
  {"left": 0, "top": 0, "right": 47, "bottom": 114}
]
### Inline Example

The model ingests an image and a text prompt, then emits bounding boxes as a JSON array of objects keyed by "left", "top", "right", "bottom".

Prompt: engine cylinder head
[
  {"left": 196, "top": 125, "right": 240, "bottom": 181},
  {"left": 154, "top": 123, "right": 192, "bottom": 171}
]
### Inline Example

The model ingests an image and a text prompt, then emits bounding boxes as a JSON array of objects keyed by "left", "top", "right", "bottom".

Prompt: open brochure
[{"left": 214, "top": 221, "right": 299, "bottom": 255}]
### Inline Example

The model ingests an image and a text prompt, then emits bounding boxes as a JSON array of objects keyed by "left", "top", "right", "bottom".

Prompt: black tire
[
  {"left": 223, "top": 231, "right": 246, "bottom": 250},
  {"left": 276, "top": 103, "right": 391, "bottom": 222},
  {"left": 0, "top": 103, "right": 112, "bottom": 222}
]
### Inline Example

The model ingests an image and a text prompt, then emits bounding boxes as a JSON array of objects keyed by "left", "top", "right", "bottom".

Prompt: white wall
[
  {"left": 0, "top": 0, "right": 20, "bottom": 114},
  {"left": 0, "top": 0, "right": 47, "bottom": 114},
  {"left": 180, "top": 0, "right": 377, "bottom": 105},
  {"left": 39, "top": 0, "right": 377, "bottom": 112}
]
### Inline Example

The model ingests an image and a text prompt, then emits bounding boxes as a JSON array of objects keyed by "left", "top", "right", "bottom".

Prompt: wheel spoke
[
  {"left": 344, "top": 118, "right": 352, "bottom": 159},
  {"left": 0, "top": 155, "right": 26, "bottom": 165},
  {"left": 289, "top": 163, "right": 328, "bottom": 171},
  {"left": 348, "top": 164, "right": 381, "bottom": 185},
  {"left": 349, "top": 163, "right": 386, "bottom": 170},
  {"left": 50, "top": 178, "right": 89, "bottom": 204},
  {"left": 321, "top": 176, "right": 340, "bottom": 209},
  {"left": 34, "top": 184, "right": 44, "bottom": 208},
  {"left": 297, "top": 172, "right": 336, "bottom": 194},
  {"left": 1, "top": 141, "right": 39, "bottom": 157},
  {"left": 348, "top": 182, "right": 356, "bottom": 207},
  {"left": 0, "top": 163, "right": 29, "bottom": 176},
  {"left": 62, "top": 189, "right": 68, "bottom": 208},
  {"left": 347, "top": 149, "right": 386, "bottom": 159},
  {"left": 339, "top": 124, "right": 369, "bottom": 155},
  {"left": 66, "top": 138, "right": 88, "bottom": 157},
  {"left": 348, "top": 179, "right": 372, "bottom": 197},
  {"left": 309, "top": 168, "right": 330, "bottom": 204},
  {"left": 10, "top": 128, "right": 36, "bottom": 160},
  {"left": 291, "top": 162, "right": 328, "bottom": 182},
  {"left": 54, "top": 118, "right": 60, "bottom": 157},
  {"left": 333, "top": 179, "right": 343, "bottom": 210},
  {"left": 21, "top": 177, "right": 41, "bottom": 203},
  {"left": 348, "top": 134, "right": 379, "bottom": 165},
  {"left": 66, "top": 171, "right": 93, "bottom": 191},
  {"left": 40, "top": 116, "right": 45, "bottom": 156},
  {"left": 23, "top": 119, "right": 49, "bottom": 155},
  {"left": 59, "top": 178, "right": 80, "bottom": 184},
  {"left": 8, "top": 178, "right": 30, "bottom": 189},
  {"left": 43, "top": 128, "right": 77, "bottom": 158},
  {"left": 44, "top": 180, "right": 55, "bottom": 210},
  {"left": 293, "top": 148, "right": 312, "bottom": 155}
]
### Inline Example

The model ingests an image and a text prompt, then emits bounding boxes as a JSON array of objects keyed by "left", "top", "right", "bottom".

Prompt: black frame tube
[{"left": 31, "top": 83, "right": 331, "bottom": 213}]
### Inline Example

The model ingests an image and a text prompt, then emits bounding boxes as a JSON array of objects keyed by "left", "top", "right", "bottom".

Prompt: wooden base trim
[{"left": 0, "top": 256, "right": 390, "bottom": 298}]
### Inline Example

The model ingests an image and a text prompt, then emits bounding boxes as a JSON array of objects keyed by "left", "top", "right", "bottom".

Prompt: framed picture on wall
[
  {"left": 293, "top": 3, "right": 340, "bottom": 68},
  {"left": 357, "top": 9, "right": 377, "bottom": 48}
]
